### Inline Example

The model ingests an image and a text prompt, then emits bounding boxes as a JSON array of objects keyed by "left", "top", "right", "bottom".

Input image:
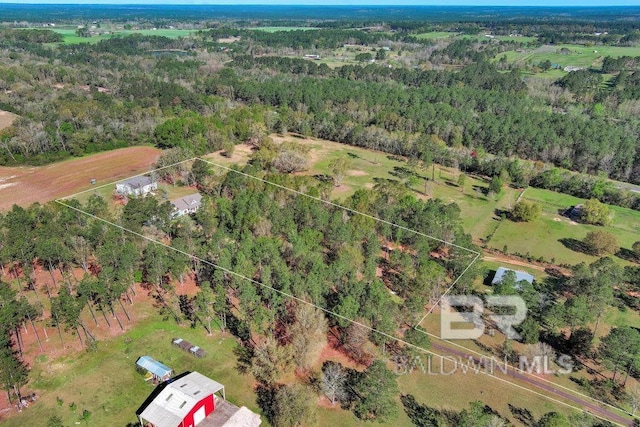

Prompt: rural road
[
  {"left": 482, "top": 255, "right": 548, "bottom": 272},
  {"left": 429, "top": 341, "right": 634, "bottom": 426}
]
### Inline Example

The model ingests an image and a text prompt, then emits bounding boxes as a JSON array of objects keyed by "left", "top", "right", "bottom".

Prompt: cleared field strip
[{"left": 0, "top": 146, "right": 160, "bottom": 211}]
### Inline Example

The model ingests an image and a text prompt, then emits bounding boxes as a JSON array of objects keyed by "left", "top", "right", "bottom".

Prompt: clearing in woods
[
  {"left": 0, "top": 110, "right": 18, "bottom": 131},
  {"left": 0, "top": 146, "right": 161, "bottom": 211}
]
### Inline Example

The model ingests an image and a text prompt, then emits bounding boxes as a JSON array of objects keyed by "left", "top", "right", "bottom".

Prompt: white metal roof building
[{"left": 137, "top": 371, "right": 225, "bottom": 427}]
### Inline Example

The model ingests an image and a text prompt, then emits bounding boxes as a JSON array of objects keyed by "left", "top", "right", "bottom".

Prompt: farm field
[
  {"left": 248, "top": 26, "right": 319, "bottom": 32},
  {"left": 0, "top": 146, "right": 161, "bottom": 211},
  {"left": 27, "top": 28, "right": 199, "bottom": 44},
  {"left": 414, "top": 31, "right": 457, "bottom": 39},
  {"left": 461, "top": 34, "right": 538, "bottom": 43}
]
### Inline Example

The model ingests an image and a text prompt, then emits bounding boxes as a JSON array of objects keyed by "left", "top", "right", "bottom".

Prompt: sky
[{"left": 3, "top": 0, "right": 640, "bottom": 5}]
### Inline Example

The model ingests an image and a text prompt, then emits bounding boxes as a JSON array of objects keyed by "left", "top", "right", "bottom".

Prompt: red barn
[{"left": 137, "top": 371, "right": 225, "bottom": 427}]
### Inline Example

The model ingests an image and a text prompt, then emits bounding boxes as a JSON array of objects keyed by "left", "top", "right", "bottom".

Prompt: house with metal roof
[
  {"left": 136, "top": 356, "right": 173, "bottom": 383},
  {"left": 491, "top": 267, "right": 535, "bottom": 290},
  {"left": 115, "top": 175, "right": 158, "bottom": 197},
  {"left": 171, "top": 193, "right": 203, "bottom": 218},
  {"left": 136, "top": 371, "right": 261, "bottom": 427}
]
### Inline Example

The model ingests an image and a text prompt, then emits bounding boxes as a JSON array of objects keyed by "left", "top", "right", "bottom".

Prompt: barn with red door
[{"left": 136, "top": 371, "right": 225, "bottom": 427}]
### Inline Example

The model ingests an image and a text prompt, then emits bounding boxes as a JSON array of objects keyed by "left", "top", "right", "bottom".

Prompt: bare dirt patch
[
  {"left": 0, "top": 146, "right": 161, "bottom": 211},
  {"left": 269, "top": 133, "right": 335, "bottom": 165},
  {"left": 203, "top": 143, "right": 254, "bottom": 166},
  {"left": 217, "top": 36, "right": 240, "bottom": 43},
  {"left": 346, "top": 169, "right": 368, "bottom": 176},
  {"left": 0, "top": 110, "right": 18, "bottom": 131}
]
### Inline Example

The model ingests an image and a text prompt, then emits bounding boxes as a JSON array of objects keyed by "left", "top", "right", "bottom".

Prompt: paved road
[{"left": 429, "top": 342, "right": 634, "bottom": 426}]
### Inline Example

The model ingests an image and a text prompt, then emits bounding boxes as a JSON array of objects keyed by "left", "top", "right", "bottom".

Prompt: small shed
[
  {"left": 136, "top": 356, "right": 173, "bottom": 382},
  {"left": 172, "top": 337, "right": 207, "bottom": 358},
  {"left": 189, "top": 345, "right": 206, "bottom": 358}
]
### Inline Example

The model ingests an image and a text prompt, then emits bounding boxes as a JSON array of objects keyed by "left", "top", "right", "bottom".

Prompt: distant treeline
[
  {"left": 0, "top": 28, "right": 63, "bottom": 46},
  {"left": 220, "top": 59, "right": 638, "bottom": 183}
]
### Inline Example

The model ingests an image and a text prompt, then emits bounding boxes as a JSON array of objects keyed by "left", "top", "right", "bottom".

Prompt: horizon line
[{"left": 3, "top": 2, "right": 640, "bottom": 7}]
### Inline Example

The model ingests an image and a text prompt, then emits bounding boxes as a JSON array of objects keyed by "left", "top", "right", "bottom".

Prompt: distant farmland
[
  {"left": 22, "top": 28, "right": 200, "bottom": 44},
  {"left": 0, "top": 146, "right": 161, "bottom": 211}
]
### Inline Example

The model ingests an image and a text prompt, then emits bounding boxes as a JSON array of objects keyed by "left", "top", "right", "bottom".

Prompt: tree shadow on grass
[
  {"left": 558, "top": 238, "right": 593, "bottom": 255},
  {"left": 472, "top": 184, "right": 489, "bottom": 196},
  {"left": 312, "top": 174, "right": 333, "bottom": 183},
  {"left": 508, "top": 404, "right": 536, "bottom": 426},
  {"left": 616, "top": 247, "right": 639, "bottom": 264}
]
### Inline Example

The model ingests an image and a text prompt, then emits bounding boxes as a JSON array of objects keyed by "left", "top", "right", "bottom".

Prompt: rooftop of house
[
  {"left": 491, "top": 267, "right": 535, "bottom": 286},
  {"left": 171, "top": 193, "right": 202, "bottom": 211},
  {"left": 120, "top": 175, "right": 156, "bottom": 188}
]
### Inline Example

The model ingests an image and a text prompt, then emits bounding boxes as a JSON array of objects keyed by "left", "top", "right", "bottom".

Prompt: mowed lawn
[
  {"left": 488, "top": 187, "right": 640, "bottom": 265},
  {"left": 0, "top": 146, "right": 161, "bottom": 211},
  {"left": 414, "top": 31, "right": 457, "bottom": 39},
  {"left": 498, "top": 43, "right": 640, "bottom": 70},
  {"left": 34, "top": 28, "right": 199, "bottom": 44},
  {"left": 248, "top": 27, "right": 319, "bottom": 32},
  {"left": 2, "top": 317, "right": 261, "bottom": 427}
]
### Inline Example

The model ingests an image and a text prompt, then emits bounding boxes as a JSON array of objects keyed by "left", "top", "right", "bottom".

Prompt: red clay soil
[
  {"left": 0, "top": 146, "right": 161, "bottom": 211},
  {"left": 0, "top": 260, "right": 200, "bottom": 417}
]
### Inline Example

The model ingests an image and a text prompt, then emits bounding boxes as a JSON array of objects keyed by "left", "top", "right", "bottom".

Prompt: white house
[
  {"left": 115, "top": 176, "right": 157, "bottom": 197},
  {"left": 171, "top": 193, "right": 202, "bottom": 218}
]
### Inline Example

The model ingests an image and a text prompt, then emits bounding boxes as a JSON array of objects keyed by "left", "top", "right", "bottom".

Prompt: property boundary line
[{"left": 54, "top": 157, "right": 633, "bottom": 426}]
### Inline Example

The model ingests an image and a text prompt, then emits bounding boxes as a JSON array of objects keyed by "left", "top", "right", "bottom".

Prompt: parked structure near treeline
[{"left": 172, "top": 337, "right": 206, "bottom": 358}]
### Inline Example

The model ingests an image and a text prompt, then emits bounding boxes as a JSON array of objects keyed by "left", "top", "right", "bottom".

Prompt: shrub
[
  {"left": 511, "top": 200, "right": 542, "bottom": 222},
  {"left": 583, "top": 230, "right": 619, "bottom": 255}
]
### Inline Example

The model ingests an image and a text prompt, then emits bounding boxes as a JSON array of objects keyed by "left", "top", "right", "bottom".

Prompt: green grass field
[
  {"left": 3, "top": 316, "right": 261, "bottom": 427},
  {"left": 498, "top": 43, "right": 640, "bottom": 71},
  {"left": 210, "top": 135, "right": 640, "bottom": 269},
  {"left": 312, "top": 147, "right": 519, "bottom": 242},
  {"left": 247, "top": 26, "right": 319, "bottom": 32},
  {"left": 414, "top": 31, "right": 457, "bottom": 39},
  {"left": 487, "top": 187, "right": 640, "bottom": 266},
  {"left": 32, "top": 28, "right": 199, "bottom": 44},
  {"left": 460, "top": 34, "right": 538, "bottom": 44}
]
